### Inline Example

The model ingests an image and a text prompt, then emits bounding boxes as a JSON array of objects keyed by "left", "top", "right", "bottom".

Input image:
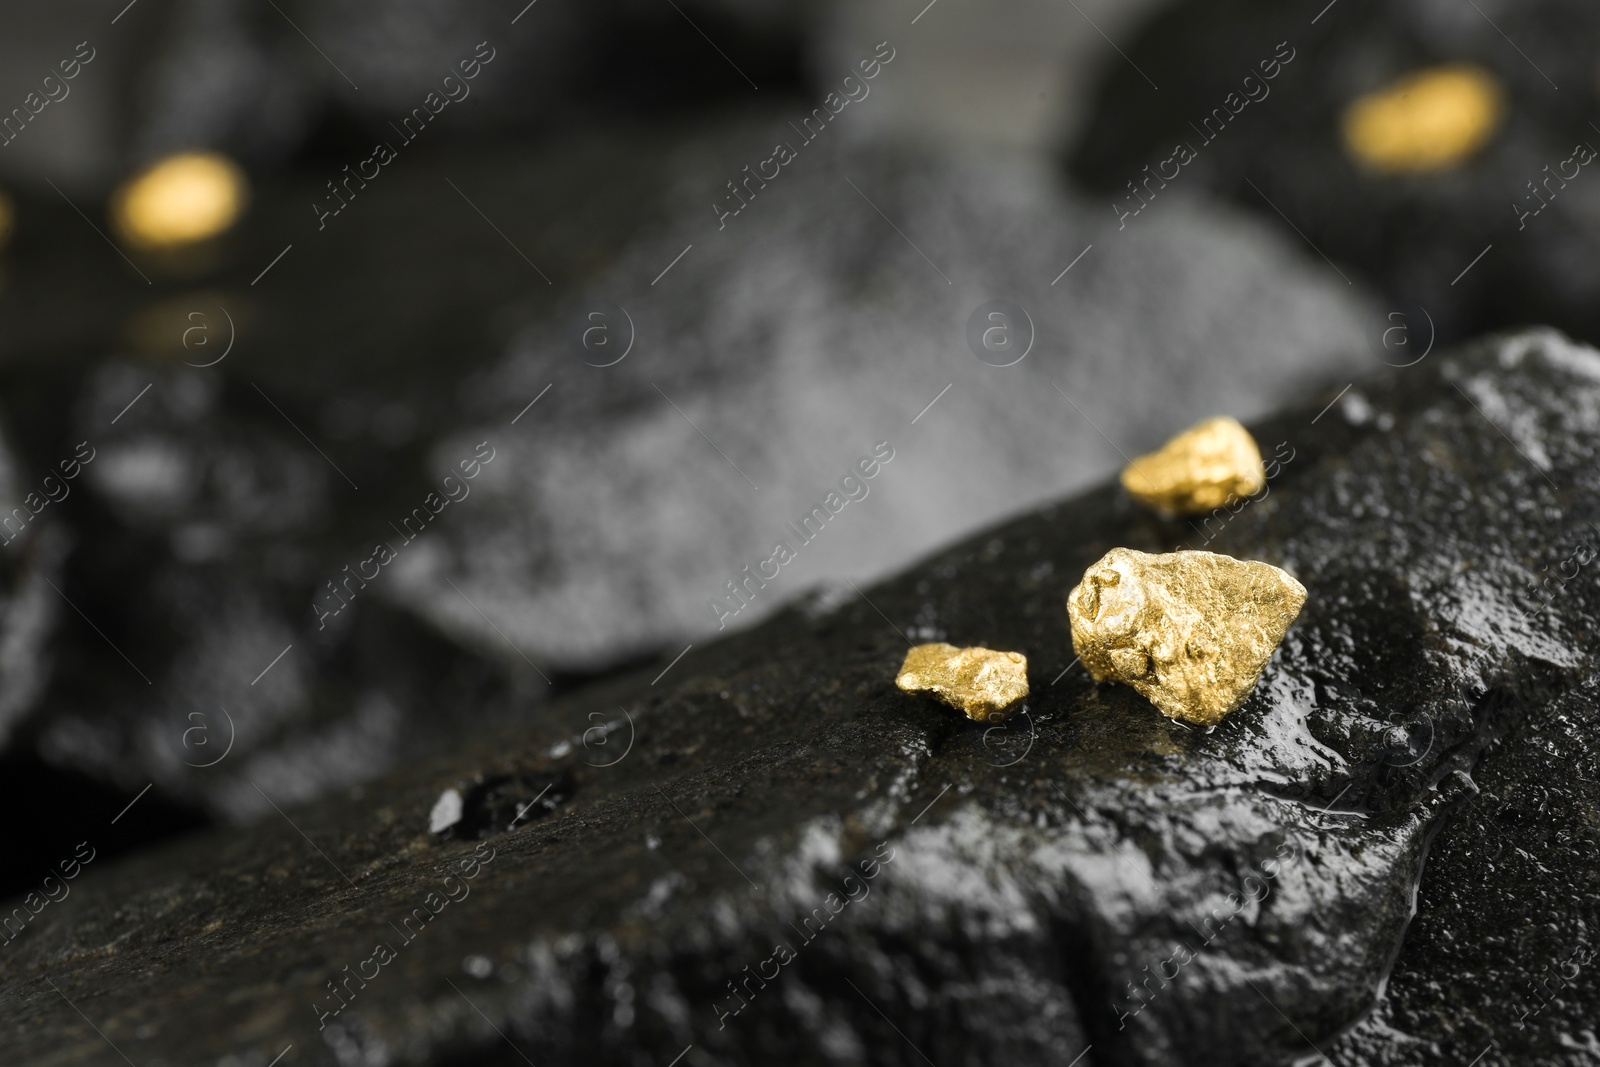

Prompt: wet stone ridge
[{"left": 2, "top": 329, "right": 1599, "bottom": 1066}]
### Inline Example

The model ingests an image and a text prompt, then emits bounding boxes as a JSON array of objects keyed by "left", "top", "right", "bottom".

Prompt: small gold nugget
[
  {"left": 1067, "top": 548, "right": 1305, "bottom": 726},
  {"left": 895, "top": 643, "right": 1028, "bottom": 722},
  {"left": 1122, "top": 417, "right": 1265, "bottom": 516}
]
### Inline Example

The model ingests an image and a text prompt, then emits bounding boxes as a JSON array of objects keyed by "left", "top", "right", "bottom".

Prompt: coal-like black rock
[
  {"left": 1067, "top": 0, "right": 1600, "bottom": 350},
  {"left": 3, "top": 328, "right": 1597, "bottom": 1065}
]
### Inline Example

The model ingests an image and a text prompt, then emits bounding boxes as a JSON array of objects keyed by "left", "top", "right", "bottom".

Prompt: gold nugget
[
  {"left": 111, "top": 151, "right": 248, "bottom": 249},
  {"left": 1122, "top": 416, "right": 1264, "bottom": 515},
  {"left": 1342, "top": 65, "right": 1503, "bottom": 174},
  {"left": 896, "top": 643, "right": 1028, "bottom": 722},
  {"left": 1067, "top": 548, "right": 1305, "bottom": 726}
]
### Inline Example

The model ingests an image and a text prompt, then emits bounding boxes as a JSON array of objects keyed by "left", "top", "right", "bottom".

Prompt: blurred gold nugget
[
  {"left": 111, "top": 151, "right": 248, "bottom": 249},
  {"left": 895, "top": 643, "right": 1028, "bottom": 722},
  {"left": 1067, "top": 547, "right": 1305, "bottom": 726},
  {"left": 1342, "top": 64, "right": 1503, "bottom": 174},
  {"left": 1122, "top": 416, "right": 1264, "bottom": 515}
]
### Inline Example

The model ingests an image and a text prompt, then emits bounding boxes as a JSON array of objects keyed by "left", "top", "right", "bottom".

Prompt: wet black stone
[
  {"left": 4, "top": 328, "right": 1598, "bottom": 1065},
  {"left": 1066, "top": 0, "right": 1600, "bottom": 349}
]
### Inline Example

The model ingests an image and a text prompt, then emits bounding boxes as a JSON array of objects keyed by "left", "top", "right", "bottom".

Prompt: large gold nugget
[
  {"left": 895, "top": 643, "right": 1029, "bottom": 722},
  {"left": 1121, "top": 417, "right": 1265, "bottom": 516},
  {"left": 1067, "top": 548, "right": 1305, "bottom": 726}
]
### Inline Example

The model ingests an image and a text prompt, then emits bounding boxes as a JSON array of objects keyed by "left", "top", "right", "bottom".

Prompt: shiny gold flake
[{"left": 1067, "top": 547, "right": 1306, "bottom": 726}]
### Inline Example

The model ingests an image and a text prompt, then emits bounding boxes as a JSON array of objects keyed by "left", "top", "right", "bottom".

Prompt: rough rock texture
[
  {"left": 4, "top": 330, "right": 1598, "bottom": 1065},
  {"left": 1067, "top": 0, "right": 1600, "bottom": 349}
]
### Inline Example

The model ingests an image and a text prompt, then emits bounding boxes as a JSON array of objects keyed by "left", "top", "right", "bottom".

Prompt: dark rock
[
  {"left": 1067, "top": 0, "right": 1600, "bottom": 348},
  {"left": 5, "top": 329, "right": 1597, "bottom": 1065}
]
